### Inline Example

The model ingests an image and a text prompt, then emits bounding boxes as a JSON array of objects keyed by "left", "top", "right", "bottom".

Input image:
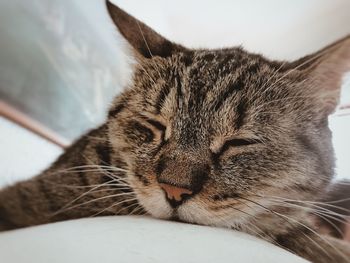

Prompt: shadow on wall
[{"left": 0, "top": 0, "right": 131, "bottom": 142}]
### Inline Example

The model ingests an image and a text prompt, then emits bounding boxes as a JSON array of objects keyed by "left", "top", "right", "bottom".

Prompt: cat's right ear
[
  {"left": 106, "top": 0, "right": 185, "bottom": 59},
  {"left": 292, "top": 36, "right": 350, "bottom": 116}
]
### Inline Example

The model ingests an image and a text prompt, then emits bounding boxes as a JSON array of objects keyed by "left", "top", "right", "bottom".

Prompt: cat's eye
[
  {"left": 217, "top": 138, "right": 261, "bottom": 156},
  {"left": 146, "top": 119, "right": 166, "bottom": 141},
  {"left": 145, "top": 119, "right": 166, "bottom": 134},
  {"left": 128, "top": 117, "right": 167, "bottom": 144}
]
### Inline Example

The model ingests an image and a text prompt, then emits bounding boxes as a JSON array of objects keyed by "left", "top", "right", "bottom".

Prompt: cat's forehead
[
  {"left": 191, "top": 48, "right": 250, "bottom": 64},
  {"left": 181, "top": 48, "right": 271, "bottom": 70},
  {"left": 127, "top": 47, "right": 300, "bottom": 134},
  {"left": 131, "top": 48, "right": 289, "bottom": 120},
  {"left": 172, "top": 49, "right": 278, "bottom": 110},
  {"left": 169, "top": 48, "right": 284, "bottom": 97}
]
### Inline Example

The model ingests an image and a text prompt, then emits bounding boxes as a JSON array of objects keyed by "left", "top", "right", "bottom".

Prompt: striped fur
[{"left": 1, "top": 1, "right": 350, "bottom": 262}]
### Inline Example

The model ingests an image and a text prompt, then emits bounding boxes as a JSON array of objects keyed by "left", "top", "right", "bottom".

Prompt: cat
[
  {"left": 314, "top": 181, "right": 350, "bottom": 241},
  {"left": 1, "top": 1, "right": 350, "bottom": 262}
]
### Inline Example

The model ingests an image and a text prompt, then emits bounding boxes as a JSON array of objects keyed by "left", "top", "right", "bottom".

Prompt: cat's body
[{"left": 1, "top": 1, "right": 350, "bottom": 262}]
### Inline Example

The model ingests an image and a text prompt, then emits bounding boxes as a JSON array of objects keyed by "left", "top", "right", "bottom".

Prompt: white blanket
[{"left": 0, "top": 216, "right": 308, "bottom": 263}]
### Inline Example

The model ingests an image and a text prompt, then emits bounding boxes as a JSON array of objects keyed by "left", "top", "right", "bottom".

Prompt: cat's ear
[
  {"left": 106, "top": 0, "right": 184, "bottom": 59},
  {"left": 292, "top": 36, "right": 350, "bottom": 115}
]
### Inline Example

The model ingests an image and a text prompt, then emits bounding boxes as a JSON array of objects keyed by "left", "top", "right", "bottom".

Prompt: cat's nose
[{"left": 159, "top": 183, "right": 193, "bottom": 208}]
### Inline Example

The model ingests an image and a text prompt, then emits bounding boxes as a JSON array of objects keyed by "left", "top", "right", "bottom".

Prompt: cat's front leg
[
  {"left": 0, "top": 125, "right": 140, "bottom": 231},
  {"left": 276, "top": 228, "right": 350, "bottom": 263}
]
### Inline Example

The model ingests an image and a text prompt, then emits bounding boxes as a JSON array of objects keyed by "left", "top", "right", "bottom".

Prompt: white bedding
[{"left": 0, "top": 216, "right": 308, "bottom": 263}]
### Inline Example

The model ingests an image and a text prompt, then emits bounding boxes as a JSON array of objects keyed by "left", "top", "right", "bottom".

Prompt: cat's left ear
[
  {"left": 106, "top": 0, "right": 185, "bottom": 59},
  {"left": 292, "top": 36, "right": 350, "bottom": 115}
]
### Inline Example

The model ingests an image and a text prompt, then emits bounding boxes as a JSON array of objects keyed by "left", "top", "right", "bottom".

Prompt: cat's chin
[
  {"left": 136, "top": 193, "right": 174, "bottom": 220},
  {"left": 136, "top": 190, "right": 251, "bottom": 228},
  {"left": 175, "top": 201, "right": 249, "bottom": 229},
  {"left": 138, "top": 195, "right": 251, "bottom": 228}
]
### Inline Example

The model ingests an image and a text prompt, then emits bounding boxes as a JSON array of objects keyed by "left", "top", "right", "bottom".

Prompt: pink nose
[{"left": 159, "top": 183, "right": 193, "bottom": 202}]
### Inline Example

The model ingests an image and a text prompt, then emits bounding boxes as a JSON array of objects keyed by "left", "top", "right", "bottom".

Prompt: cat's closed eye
[
  {"left": 128, "top": 118, "right": 167, "bottom": 144},
  {"left": 216, "top": 138, "right": 261, "bottom": 157},
  {"left": 128, "top": 121, "right": 155, "bottom": 143},
  {"left": 145, "top": 119, "right": 166, "bottom": 135}
]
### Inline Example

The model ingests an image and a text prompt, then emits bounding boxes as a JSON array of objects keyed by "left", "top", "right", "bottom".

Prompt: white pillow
[{"left": 0, "top": 216, "right": 309, "bottom": 263}]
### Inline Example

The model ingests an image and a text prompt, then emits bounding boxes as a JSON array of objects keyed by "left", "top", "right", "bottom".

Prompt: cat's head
[{"left": 105, "top": 1, "right": 350, "bottom": 228}]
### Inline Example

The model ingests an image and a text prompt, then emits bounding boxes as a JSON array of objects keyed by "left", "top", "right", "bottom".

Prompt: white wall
[{"left": 112, "top": 0, "right": 350, "bottom": 59}]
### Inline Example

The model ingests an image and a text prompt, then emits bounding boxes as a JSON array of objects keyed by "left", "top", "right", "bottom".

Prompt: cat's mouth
[
  {"left": 169, "top": 214, "right": 183, "bottom": 222},
  {"left": 137, "top": 188, "right": 267, "bottom": 230},
  {"left": 133, "top": 178, "right": 256, "bottom": 228}
]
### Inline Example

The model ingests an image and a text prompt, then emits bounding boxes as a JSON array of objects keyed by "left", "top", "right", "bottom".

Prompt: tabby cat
[{"left": 1, "top": 1, "right": 350, "bottom": 262}]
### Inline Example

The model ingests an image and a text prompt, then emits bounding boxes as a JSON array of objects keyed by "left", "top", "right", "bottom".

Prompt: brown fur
[
  {"left": 1, "top": 1, "right": 350, "bottom": 262},
  {"left": 314, "top": 182, "right": 350, "bottom": 240}
]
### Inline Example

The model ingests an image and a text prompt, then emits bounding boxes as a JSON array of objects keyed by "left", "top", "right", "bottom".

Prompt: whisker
[
  {"left": 212, "top": 199, "right": 280, "bottom": 246},
  {"left": 268, "top": 198, "right": 350, "bottom": 223},
  {"left": 251, "top": 61, "right": 287, "bottom": 103},
  {"left": 262, "top": 40, "right": 345, "bottom": 95},
  {"left": 264, "top": 198, "right": 345, "bottom": 237},
  {"left": 243, "top": 200, "right": 329, "bottom": 257},
  {"left": 48, "top": 164, "right": 127, "bottom": 174},
  {"left": 263, "top": 195, "right": 350, "bottom": 216},
  {"left": 128, "top": 204, "right": 145, "bottom": 216},
  {"left": 313, "top": 211, "right": 345, "bottom": 238},
  {"left": 43, "top": 181, "right": 131, "bottom": 189},
  {"left": 136, "top": 21, "right": 153, "bottom": 58},
  {"left": 52, "top": 176, "right": 129, "bottom": 212},
  {"left": 242, "top": 197, "right": 348, "bottom": 262},
  {"left": 274, "top": 211, "right": 346, "bottom": 261},
  {"left": 91, "top": 197, "right": 138, "bottom": 217},
  {"left": 52, "top": 192, "right": 135, "bottom": 216}
]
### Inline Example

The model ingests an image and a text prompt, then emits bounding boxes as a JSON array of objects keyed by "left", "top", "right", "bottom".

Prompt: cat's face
[
  {"left": 106, "top": 1, "right": 348, "bottom": 229},
  {"left": 108, "top": 48, "right": 334, "bottom": 227}
]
